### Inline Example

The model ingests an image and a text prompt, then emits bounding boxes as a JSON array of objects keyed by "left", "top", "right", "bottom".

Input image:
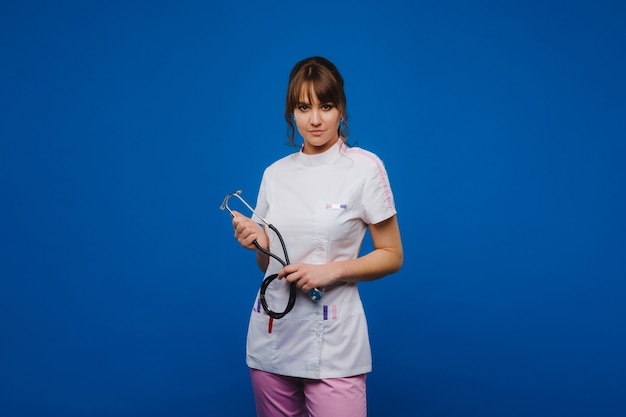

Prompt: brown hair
[{"left": 284, "top": 57, "right": 349, "bottom": 146}]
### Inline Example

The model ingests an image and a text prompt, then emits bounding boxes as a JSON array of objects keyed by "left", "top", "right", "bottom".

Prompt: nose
[{"left": 309, "top": 108, "right": 321, "bottom": 125}]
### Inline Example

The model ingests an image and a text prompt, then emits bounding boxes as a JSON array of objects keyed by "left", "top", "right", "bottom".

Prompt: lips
[{"left": 309, "top": 130, "right": 324, "bottom": 136}]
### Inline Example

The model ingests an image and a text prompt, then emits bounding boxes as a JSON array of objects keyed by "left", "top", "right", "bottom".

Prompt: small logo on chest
[{"left": 326, "top": 203, "right": 347, "bottom": 210}]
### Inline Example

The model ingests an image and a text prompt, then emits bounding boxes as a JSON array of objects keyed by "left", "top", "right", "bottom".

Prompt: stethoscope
[{"left": 220, "top": 190, "right": 324, "bottom": 320}]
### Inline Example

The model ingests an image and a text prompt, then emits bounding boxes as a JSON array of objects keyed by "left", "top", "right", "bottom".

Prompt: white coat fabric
[{"left": 246, "top": 139, "right": 396, "bottom": 379}]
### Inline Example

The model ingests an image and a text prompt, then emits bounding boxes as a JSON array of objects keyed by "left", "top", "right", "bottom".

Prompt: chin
[{"left": 308, "top": 136, "right": 334, "bottom": 146}]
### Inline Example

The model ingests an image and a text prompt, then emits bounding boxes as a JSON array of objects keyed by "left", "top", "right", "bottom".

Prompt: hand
[
  {"left": 278, "top": 263, "right": 338, "bottom": 293},
  {"left": 231, "top": 210, "right": 269, "bottom": 251}
]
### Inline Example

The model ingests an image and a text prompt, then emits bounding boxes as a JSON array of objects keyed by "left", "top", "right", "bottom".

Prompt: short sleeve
[
  {"left": 361, "top": 155, "right": 396, "bottom": 225},
  {"left": 253, "top": 169, "right": 269, "bottom": 223}
]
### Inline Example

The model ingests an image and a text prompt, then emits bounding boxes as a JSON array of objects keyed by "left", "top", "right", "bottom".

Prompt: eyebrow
[{"left": 297, "top": 101, "right": 334, "bottom": 106}]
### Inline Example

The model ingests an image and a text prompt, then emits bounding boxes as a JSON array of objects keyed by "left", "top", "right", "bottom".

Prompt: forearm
[
  {"left": 256, "top": 249, "right": 269, "bottom": 272},
  {"left": 278, "top": 216, "right": 403, "bottom": 291},
  {"left": 333, "top": 247, "right": 403, "bottom": 283},
  {"left": 334, "top": 214, "right": 403, "bottom": 283}
]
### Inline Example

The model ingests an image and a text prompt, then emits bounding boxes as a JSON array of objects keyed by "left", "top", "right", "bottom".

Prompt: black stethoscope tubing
[
  {"left": 254, "top": 223, "right": 297, "bottom": 319},
  {"left": 221, "top": 190, "right": 322, "bottom": 320}
]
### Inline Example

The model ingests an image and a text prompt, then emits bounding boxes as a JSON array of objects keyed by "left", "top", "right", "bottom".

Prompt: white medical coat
[{"left": 246, "top": 139, "right": 396, "bottom": 379}]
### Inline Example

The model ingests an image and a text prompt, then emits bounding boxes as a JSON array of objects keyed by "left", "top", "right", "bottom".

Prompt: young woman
[{"left": 230, "top": 56, "right": 403, "bottom": 417}]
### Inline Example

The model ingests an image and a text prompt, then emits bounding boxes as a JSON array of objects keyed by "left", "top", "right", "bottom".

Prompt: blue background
[{"left": 1, "top": 1, "right": 625, "bottom": 416}]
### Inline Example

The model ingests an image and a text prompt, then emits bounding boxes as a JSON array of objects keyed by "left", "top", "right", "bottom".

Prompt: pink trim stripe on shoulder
[{"left": 344, "top": 146, "right": 394, "bottom": 211}]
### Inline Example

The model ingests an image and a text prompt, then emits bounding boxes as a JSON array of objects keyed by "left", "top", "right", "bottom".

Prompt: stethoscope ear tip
[
  {"left": 221, "top": 189, "right": 270, "bottom": 226},
  {"left": 220, "top": 190, "right": 243, "bottom": 213}
]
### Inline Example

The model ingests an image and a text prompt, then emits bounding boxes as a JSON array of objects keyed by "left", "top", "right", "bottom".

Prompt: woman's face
[{"left": 293, "top": 85, "right": 342, "bottom": 155}]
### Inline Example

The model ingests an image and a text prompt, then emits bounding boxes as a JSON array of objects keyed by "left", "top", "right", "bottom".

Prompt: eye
[
  {"left": 297, "top": 105, "right": 309, "bottom": 111},
  {"left": 321, "top": 103, "right": 334, "bottom": 111}
]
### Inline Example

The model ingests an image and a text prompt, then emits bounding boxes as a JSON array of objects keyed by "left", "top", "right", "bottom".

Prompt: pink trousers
[{"left": 250, "top": 368, "right": 367, "bottom": 417}]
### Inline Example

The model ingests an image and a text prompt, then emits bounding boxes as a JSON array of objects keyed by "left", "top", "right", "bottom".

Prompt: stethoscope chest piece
[{"left": 308, "top": 287, "right": 325, "bottom": 302}]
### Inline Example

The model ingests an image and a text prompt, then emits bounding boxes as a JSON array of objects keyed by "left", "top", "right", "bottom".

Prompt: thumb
[{"left": 230, "top": 210, "right": 243, "bottom": 218}]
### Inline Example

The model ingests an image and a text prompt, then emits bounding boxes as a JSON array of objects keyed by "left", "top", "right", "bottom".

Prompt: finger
[
  {"left": 234, "top": 221, "right": 254, "bottom": 238},
  {"left": 278, "top": 265, "right": 296, "bottom": 279},
  {"left": 232, "top": 216, "right": 248, "bottom": 230},
  {"left": 285, "top": 272, "right": 299, "bottom": 284},
  {"left": 291, "top": 274, "right": 300, "bottom": 285}
]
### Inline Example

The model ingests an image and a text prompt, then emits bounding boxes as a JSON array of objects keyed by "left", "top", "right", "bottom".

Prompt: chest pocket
[{"left": 315, "top": 195, "right": 363, "bottom": 241}]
